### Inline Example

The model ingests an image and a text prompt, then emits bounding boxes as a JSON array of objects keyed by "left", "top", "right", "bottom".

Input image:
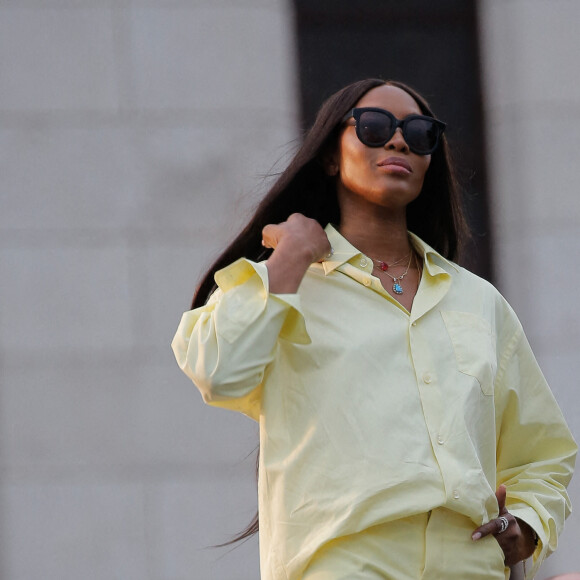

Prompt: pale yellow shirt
[{"left": 172, "top": 224, "right": 576, "bottom": 579}]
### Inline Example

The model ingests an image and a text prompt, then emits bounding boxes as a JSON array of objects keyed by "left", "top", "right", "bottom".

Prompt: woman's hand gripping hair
[{"left": 262, "top": 213, "right": 332, "bottom": 294}]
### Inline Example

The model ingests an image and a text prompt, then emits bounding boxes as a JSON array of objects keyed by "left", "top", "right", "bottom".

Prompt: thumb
[{"left": 496, "top": 484, "right": 507, "bottom": 512}]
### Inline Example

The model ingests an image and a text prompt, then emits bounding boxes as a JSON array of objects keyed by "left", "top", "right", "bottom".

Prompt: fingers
[
  {"left": 261, "top": 215, "right": 305, "bottom": 249},
  {"left": 495, "top": 484, "right": 507, "bottom": 512},
  {"left": 261, "top": 214, "right": 331, "bottom": 263},
  {"left": 472, "top": 520, "right": 495, "bottom": 541},
  {"left": 261, "top": 223, "right": 280, "bottom": 249},
  {"left": 472, "top": 513, "right": 514, "bottom": 541},
  {"left": 473, "top": 485, "right": 509, "bottom": 540}
]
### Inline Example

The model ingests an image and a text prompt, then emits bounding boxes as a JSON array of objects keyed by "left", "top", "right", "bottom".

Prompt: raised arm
[{"left": 171, "top": 214, "right": 330, "bottom": 420}]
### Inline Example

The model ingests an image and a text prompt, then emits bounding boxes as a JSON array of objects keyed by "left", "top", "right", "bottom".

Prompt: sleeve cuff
[
  {"left": 213, "top": 258, "right": 310, "bottom": 345},
  {"left": 507, "top": 503, "right": 549, "bottom": 579},
  {"left": 271, "top": 292, "right": 310, "bottom": 344}
]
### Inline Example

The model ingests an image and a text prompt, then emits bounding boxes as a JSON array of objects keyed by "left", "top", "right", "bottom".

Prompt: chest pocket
[{"left": 441, "top": 310, "right": 497, "bottom": 396}]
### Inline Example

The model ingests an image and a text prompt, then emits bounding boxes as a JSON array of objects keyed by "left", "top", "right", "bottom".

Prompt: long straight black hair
[
  {"left": 195, "top": 79, "right": 469, "bottom": 544},
  {"left": 192, "top": 78, "right": 467, "bottom": 310}
]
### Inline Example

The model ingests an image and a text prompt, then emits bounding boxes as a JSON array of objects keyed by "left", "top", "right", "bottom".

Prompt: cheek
[
  {"left": 339, "top": 161, "right": 377, "bottom": 196},
  {"left": 414, "top": 157, "right": 431, "bottom": 186},
  {"left": 337, "top": 142, "right": 371, "bottom": 183}
]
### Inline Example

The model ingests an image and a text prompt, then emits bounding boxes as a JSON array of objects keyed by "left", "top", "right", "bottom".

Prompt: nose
[{"left": 385, "top": 127, "right": 409, "bottom": 152}]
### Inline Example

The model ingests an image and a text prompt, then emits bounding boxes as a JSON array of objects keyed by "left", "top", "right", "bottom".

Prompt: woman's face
[{"left": 330, "top": 84, "right": 432, "bottom": 215}]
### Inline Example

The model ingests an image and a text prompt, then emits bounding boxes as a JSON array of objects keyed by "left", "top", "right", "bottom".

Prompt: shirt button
[
  {"left": 360, "top": 257, "right": 368, "bottom": 267},
  {"left": 453, "top": 490, "right": 460, "bottom": 500},
  {"left": 423, "top": 373, "right": 432, "bottom": 384},
  {"left": 411, "top": 322, "right": 417, "bottom": 327},
  {"left": 363, "top": 278, "right": 371, "bottom": 287},
  {"left": 437, "top": 436, "right": 444, "bottom": 445}
]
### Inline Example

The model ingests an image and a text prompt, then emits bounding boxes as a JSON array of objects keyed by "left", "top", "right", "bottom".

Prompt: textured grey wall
[
  {"left": 479, "top": 0, "right": 580, "bottom": 577},
  {"left": 0, "top": 1, "right": 297, "bottom": 578}
]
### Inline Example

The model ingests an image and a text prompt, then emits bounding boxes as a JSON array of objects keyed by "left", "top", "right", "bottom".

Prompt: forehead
[{"left": 355, "top": 85, "right": 422, "bottom": 117}]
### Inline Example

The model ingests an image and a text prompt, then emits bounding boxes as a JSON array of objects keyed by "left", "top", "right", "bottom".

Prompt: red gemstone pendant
[{"left": 379, "top": 261, "right": 388, "bottom": 271}]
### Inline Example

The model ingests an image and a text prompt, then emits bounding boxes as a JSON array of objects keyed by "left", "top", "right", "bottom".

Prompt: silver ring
[{"left": 497, "top": 516, "right": 509, "bottom": 534}]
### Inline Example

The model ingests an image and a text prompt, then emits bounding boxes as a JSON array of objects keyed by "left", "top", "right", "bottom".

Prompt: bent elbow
[
  {"left": 194, "top": 365, "right": 263, "bottom": 405},
  {"left": 172, "top": 325, "right": 265, "bottom": 410}
]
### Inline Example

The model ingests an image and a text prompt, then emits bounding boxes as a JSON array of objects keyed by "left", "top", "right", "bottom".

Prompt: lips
[{"left": 377, "top": 157, "right": 413, "bottom": 173}]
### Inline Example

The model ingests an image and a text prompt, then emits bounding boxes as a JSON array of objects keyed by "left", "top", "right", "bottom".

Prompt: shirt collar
[{"left": 321, "top": 223, "right": 459, "bottom": 276}]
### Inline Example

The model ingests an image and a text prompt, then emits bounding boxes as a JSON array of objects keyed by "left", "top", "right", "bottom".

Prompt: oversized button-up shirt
[{"left": 172, "top": 224, "right": 576, "bottom": 579}]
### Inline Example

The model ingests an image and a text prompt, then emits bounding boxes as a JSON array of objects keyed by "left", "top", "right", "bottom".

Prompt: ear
[{"left": 322, "top": 151, "right": 339, "bottom": 176}]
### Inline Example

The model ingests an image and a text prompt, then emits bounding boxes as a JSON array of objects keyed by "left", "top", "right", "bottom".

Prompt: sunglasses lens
[
  {"left": 353, "top": 108, "right": 443, "bottom": 154},
  {"left": 357, "top": 111, "right": 395, "bottom": 146},
  {"left": 404, "top": 118, "right": 440, "bottom": 154}
]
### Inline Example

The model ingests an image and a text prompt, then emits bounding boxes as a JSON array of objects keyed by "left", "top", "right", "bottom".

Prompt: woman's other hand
[
  {"left": 471, "top": 485, "right": 537, "bottom": 566},
  {"left": 263, "top": 214, "right": 331, "bottom": 294}
]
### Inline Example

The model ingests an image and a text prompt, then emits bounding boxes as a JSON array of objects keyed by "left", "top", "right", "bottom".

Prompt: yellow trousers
[{"left": 303, "top": 509, "right": 509, "bottom": 580}]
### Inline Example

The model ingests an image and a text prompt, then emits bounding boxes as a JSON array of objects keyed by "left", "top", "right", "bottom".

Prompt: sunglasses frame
[{"left": 343, "top": 107, "right": 447, "bottom": 155}]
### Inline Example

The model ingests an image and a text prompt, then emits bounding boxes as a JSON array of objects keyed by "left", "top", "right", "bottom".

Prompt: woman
[{"left": 172, "top": 79, "right": 576, "bottom": 579}]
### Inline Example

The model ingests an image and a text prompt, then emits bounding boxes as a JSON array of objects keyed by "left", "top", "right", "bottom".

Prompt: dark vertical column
[{"left": 292, "top": 0, "right": 492, "bottom": 281}]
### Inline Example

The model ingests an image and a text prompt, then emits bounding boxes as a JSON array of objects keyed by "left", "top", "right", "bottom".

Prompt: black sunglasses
[{"left": 343, "top": 107, "right": 446, "bottom": 155}]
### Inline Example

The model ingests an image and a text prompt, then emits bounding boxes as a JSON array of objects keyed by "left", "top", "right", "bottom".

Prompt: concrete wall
[
  {"left": 0, "top": 2, "right": 297, "bottom": 578},
  {"left": 479, "top": 1, "right": 580, "bottom": 577}
]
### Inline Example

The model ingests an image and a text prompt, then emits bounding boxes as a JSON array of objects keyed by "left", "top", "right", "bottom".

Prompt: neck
[{"left": 338, "top": 208, "right": 413, "bottom": 263}]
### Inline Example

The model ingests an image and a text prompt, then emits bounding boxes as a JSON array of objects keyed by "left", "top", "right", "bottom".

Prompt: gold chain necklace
[
  {"left": 370, "top": 251, "right": 411, "bottom": 272},
  {"left": 374, "top": 251, "right": 413, "bottom": 295}
]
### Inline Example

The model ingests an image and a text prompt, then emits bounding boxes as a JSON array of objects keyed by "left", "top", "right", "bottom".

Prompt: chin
[{"left": 376, "top": 189, "right": 422, "bottom": 209}]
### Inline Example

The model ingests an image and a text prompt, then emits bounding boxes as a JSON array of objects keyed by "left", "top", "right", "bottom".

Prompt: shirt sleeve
[
  {"left": 171, "top": 258, "right": 310, "bottom": 421},
  {"left": 494, "top": 318, "right": 577, "bottom": 579}
]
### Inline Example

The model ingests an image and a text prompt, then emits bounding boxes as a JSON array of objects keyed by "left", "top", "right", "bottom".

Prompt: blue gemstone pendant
[{"left": 393, "top": 282, "right": 403, "bottom": 295}]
